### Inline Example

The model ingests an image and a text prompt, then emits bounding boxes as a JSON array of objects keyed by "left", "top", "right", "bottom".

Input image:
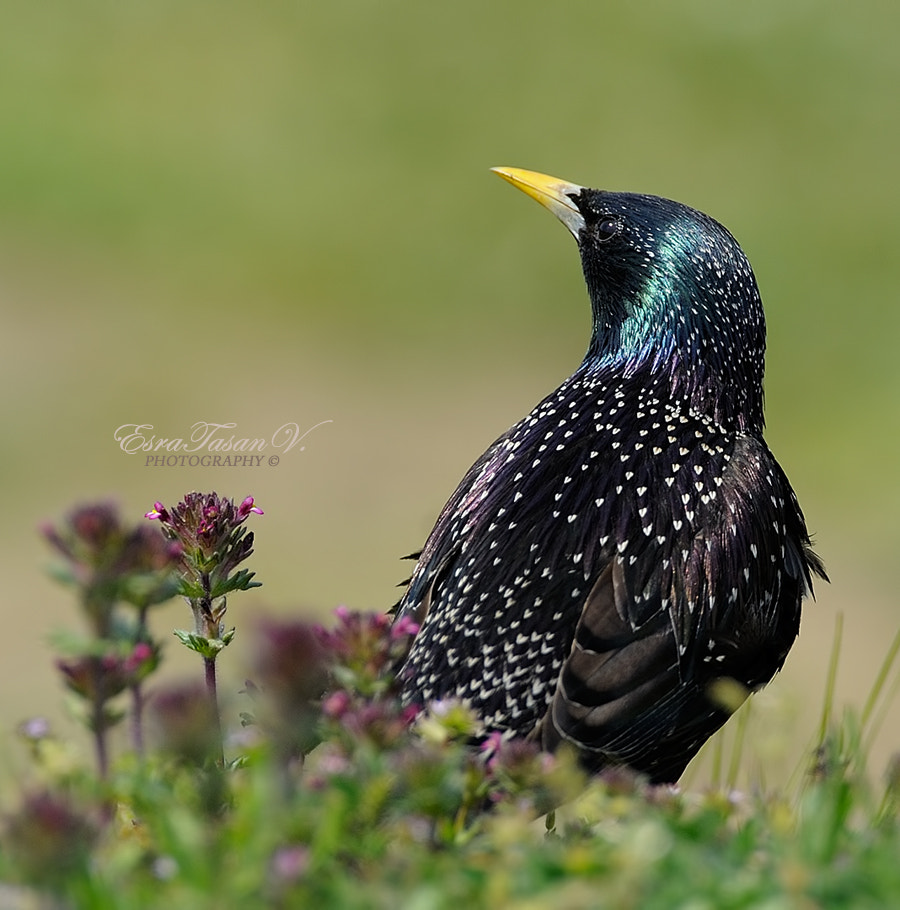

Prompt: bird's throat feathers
[{"left": 577, "top": 204, "right": 767, "bottom": 433}]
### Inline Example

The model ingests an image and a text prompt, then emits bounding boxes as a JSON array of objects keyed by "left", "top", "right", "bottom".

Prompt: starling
[{"left": 394, "top": 167, "right": 826, "bottom": 783}]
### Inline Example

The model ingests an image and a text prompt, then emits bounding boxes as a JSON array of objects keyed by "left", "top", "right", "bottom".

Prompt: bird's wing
[
  {"left": 395, "top": 434, "right": 508, "bottom": 628},
  {"left": 536, "top": 430, "right": 822, "bottom": 780}
]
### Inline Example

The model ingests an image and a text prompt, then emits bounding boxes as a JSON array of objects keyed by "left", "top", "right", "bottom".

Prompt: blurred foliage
[
  {"left": 2, "top": 600, "right": 900, "bottom": 909},
  {"left": 0, "top": 0, "right": 898, "bottom": 778},
  {"left": 1, "top": 2, "right": 897, "bottom": 353}
]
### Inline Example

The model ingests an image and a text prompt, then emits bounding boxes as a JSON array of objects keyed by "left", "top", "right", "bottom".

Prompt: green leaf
[
  {"left": 210, "top": 569, "right": 261, "bottom": 600},
  {"left": 173, "top": 629, "right": 230, "bottom": 660},
  {"left": 45, "top": 563, "right": 79, "bottom": 587},
  {"left": 119, "top": 572, "right": 181, "bottom": 610},
  {"left": 175, "top": 578, "right": 205, "bottom": 600}
]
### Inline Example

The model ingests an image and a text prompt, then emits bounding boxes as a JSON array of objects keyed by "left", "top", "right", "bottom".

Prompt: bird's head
[{"left": 493, "top": 167, "right": 767, "bottom": 433}]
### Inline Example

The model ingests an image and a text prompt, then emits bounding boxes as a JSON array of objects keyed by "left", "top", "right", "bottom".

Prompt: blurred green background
[{"left": 1, "top": 0, "right": 897, "bottom": 782}]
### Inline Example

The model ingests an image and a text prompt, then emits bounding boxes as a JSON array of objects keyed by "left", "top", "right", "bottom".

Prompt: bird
[{"left": 393, "top": 167, "right": 826, "bottom": 784}]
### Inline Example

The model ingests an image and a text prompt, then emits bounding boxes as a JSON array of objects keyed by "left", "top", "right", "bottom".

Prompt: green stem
[
  {"left": 131, "top": 606, "right": 149, "bottom": 758},
  {"left": 196, "top": 572, "right": 224, "bottom": 766},
  {"left": 89, "top": 659, "right": 109, "bottom": 780},
  {"left": 204, "top": 654, "right": 224, "bottom": 767},
  {"left": 130, "top": 684, "right": 145, "bottom": 758}
]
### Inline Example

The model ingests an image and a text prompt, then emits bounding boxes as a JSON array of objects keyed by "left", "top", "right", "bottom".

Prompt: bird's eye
[{"left": 596, "top": 217, "right": 620, "bottom": 242}]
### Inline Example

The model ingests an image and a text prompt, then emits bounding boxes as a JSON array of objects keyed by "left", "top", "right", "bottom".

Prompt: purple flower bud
[
  {"left": 270, "top": 844, "right": 309, "bottom": 884},
  {"left": 146, "top": 492, "right": 262, "bottom": 567},
  {"left": 145, "top": 502, "right": 169, "bottom": 522},
  {"left": 149, "top": 681, "right": 220, "bottom": 763},
  {"left": 390, "top": 615, "right": 421, "bottom": 640},
  {"left": 43, "top": 501, "right": 181, "bottom": 621},
  {"left": 321, "top": 690, "right": 351, "bottom": 719},
  {"left": 401, "top": 704, "right": 421, "bottom": 725},
  {"left": 4, "top": 791, "right": 98, "bottom": 882},
  {"left": 254, "top": 619, "right": 327, "bottom": 707},
  {"left": 123, "top": 641, "right": 156, "bottom": 674},
  {"left": 480, "top": 730, "right": 505, "bottom": 763},
  {"left": 57, "top": 643, "right": 159, "bottom": 704},
  {"left": 238, "top": 496, "right": 264, "bottom": 519},
  {"left": 18, "top": 717, "right": 52, "bottom": 743},
  {"left": 337, "top": 699, "right": 417, "bottom": 748},
  {"left": 41, "top": 502, "right": 122, "bottom": 570},
  {"left": 250, "top": 618, "right": 328, "bottom": 757}
]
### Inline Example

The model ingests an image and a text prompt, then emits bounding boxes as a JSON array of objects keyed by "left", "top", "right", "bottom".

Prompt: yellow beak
[{"left": 491, "top": 167, "right": 586, "bottom": 238}]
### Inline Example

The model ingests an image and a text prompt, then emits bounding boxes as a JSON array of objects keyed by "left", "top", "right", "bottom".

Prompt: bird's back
[{"left": 395, "top": 365, "right": 822, "bottom": 782}]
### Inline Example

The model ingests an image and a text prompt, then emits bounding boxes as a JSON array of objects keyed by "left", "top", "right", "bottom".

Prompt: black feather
[{"left": 393, "top": 171, "right": 826, "bottom": 783}]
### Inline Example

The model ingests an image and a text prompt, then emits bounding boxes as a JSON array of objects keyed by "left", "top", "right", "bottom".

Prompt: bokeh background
[{"left": 1, "top": 0, "right": 897, "bottom": 784}]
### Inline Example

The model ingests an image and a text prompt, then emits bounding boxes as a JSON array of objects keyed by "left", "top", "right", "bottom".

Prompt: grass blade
[
  {"left": 817, "top": 611, "right": 843, "bottom": 748},
  {"left": 860, "top": 626, "right": 900, "bottom": 734},
  {"left": 726, "top": 700, "right": 751, "bottom": 792}
]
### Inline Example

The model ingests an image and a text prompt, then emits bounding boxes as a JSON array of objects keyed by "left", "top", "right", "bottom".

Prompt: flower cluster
[
  {"left": 315, "top": 606, "right": 419, "bottom": 700},
  {"left": 149, "top": 681, "right": 223, "bottom": 765},
  {"left": 42, "top": 501, "right": 182, "bottom": 775},
  {"left": 33, "top": 493, "right": 593, "bottom": 876},
  {"left": 145, "top": 492, "right": 263, "bottom": 659},
  {"left": 249, "top": 618, "right": 330, "bottom": 759},
  {"left": 43, "top": 502, "right": 181, "bottom": 634},
  {"left": 57, "top": 643, "right": 158, "bottom": 707},
  {"left": 146, "top": 493, "right": 262, "bottom": 602},
  {"left": 42, "top": 502, "right": 122, "bottom": 576},
  {"left": 270, "top": 606, "right": 591, "bottom": 839},
  {"left": 3, "top": 791, "right": 98, "bottom": 885},
  {"left": 145, "top": 492, "right": 265, "bottom": 769}
]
